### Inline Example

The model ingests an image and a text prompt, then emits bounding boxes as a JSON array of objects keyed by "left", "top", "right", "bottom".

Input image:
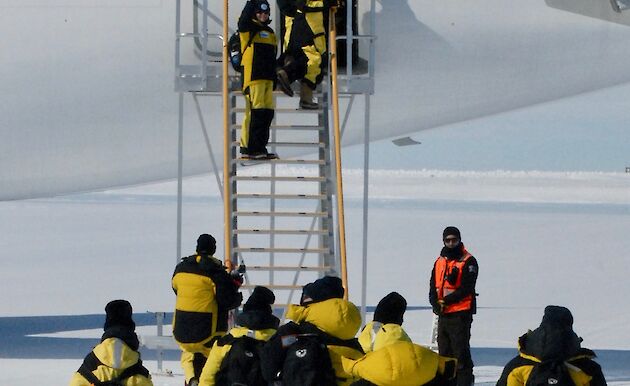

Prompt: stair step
[
  {"left": 234, "top": 211, "right": 327, "bottom": 217},
  {"left": 235, "top": 247, "right": 329, "bottom": 253},
  {"left": 235, "top": 229, "right": 328, "bottom": 235},
  {"left": 235, "top": 193, "right": 326, "bottom": 200},
  {"left": 233, "top": 107, "right": 323, "bottom": 114},
  {"left": 245, "top": 265, "right": 332, "bottom": 271},
  {"left": 234, "top": 158, "right": 325, "bottom": 165},
  {"left": 232, "top": 141, "right": 324, "bottom": 148},
  {"left": 232, "top": 124, "right": 324, "bottom": 131},
  {"left": 234, "top": 176, "right": 325, "bottom": 182}
]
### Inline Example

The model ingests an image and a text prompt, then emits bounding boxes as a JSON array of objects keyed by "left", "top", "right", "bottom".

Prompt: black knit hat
[
  {"left": 243, "top": 286, "right": 275, "bottom": 314},
  {"left": 196, "top": 234, "right": 216, "bottom": 255},
  {"left": 541, "top": 305, "right": 574, "bottom": 329},
  {"left": 373, "top": 292, "right": 407, "bottom": 325},
  {"left": 443, "top": 226, "right": 461, "bottom": 241},
  {"left": 301, "top": 276, "right": 345, "bottom": 305},
  {"left": 104, "top": 299, "right": 135, "bottom": 330}
]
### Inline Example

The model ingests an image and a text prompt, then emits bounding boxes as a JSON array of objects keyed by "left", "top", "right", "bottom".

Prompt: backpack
[
  {"left": 281, "top": 333, "right": 336, "bottom": 386},
  {"left": 228, "top": 31, "right": 242, "bottom": 72},
  {"left": 526, "top": 360, "right": 576, "bottom": 386},
  {"left": 216, "top": 335, "right": 267, "bottom": 386},
  {"left": 228, "top": 31, "right": 257, "bottom": 73}
]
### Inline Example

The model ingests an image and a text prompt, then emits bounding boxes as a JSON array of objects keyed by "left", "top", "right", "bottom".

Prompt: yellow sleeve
[
  {"left": 199, "top": 343, "right": 231, "bottom": 386},
  {"left": 68, "top": 372, "right": 90, "bottom": 386},
  {"left": 125, "top": 374, "right": 154, "bottom": 386}
]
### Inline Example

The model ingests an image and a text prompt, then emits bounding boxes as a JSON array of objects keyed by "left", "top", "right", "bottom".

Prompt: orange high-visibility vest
[{"left": 434, "top": 251, "right": 473, "bottom": 313}]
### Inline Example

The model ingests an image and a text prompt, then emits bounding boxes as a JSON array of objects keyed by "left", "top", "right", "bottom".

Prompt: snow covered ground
[{"left": 1, "top": 169, "right": 629, "bottom": 385}]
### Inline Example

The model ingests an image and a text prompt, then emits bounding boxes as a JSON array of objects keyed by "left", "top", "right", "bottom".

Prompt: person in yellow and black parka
[
  {"left": 69, "top": 299, "right": 153, "bottom": 386},
  {"left": 198, "top": 286, "right": 280, "bottom": 386},
  {"left": 343, "top": 292, "right": 457, "bottom": 386},
  {"left": 238, "top": 0, "right": 280, "bottom": 160},
  {"left": 276, "top": 0, "right": 336, "bottom": 109},
  {"left": 429, "top": 226, "right": 479, "bottom": 386},
  {"left": 497, "top": 305, "right": 606, "bottom": 386},
  {"left": 172, "top": 234, "right": 243, "bottom": 386},
  {"left": 260, "top": 276, "right": 364, "bottom": 385}
]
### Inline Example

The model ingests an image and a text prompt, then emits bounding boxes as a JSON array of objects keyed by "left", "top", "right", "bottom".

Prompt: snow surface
[{"left": 1, "top": 169, "right": 629, "bottom": 385}]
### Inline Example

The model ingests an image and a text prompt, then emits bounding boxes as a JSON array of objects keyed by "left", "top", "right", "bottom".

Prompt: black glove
[
  {"left": 230, "top": 268, "right": 244, "bottom": 285},
  {"left": 432, "top": 304, "right": 442, "bottom": 315},
  {"left": 446, "top": 266, "right": 459, "bottom": 284}
]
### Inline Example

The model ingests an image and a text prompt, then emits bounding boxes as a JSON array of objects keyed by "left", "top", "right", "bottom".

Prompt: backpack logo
[
  {"left": 245, "top": 350, "right": 254, "bottom": 358},
  {"left": 548, "top": 378, "right": 559, "bottom": 385},
  {"left": 295, "top": 348, "right": 307, "bottom": 358}
]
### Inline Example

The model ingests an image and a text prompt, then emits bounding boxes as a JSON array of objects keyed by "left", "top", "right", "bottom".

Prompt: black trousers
[{"left": 437, "top": 313, "right": 474, "bottom": 386}]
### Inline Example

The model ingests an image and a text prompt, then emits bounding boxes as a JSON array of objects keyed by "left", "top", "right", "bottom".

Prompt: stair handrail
[
  {"left": 329, "top": 5, "right": 349, "bottom": 299},
  {"left": 223, "top": 0, "right": 233, "bottom": 270}
]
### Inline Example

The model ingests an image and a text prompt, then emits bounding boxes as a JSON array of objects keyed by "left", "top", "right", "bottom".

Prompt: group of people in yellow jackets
[{"left": 69, "top": 227, "right": 607, "bottom": 386}]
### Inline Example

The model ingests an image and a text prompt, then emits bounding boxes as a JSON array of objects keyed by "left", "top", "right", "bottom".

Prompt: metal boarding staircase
[
  {"left": 227, "top": 88, "right": 338, "bottom": 309},
  {"left": 174, "top": 0, "right": 376, "bottom": 312}
]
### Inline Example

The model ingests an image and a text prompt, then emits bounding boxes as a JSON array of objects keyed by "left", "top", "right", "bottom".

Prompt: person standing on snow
[
  {"left": 429, "top": 226, "right": 479, "bottom": 386},
  {"left": 172, "top": 234, "right": 243, "bottom": 386},
  {"left": 69, "top": 300, "right": 153, "bottom": 386}
]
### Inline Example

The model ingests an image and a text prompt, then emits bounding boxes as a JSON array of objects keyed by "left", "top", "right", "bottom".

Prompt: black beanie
[
  {"left": 104, "top": 299, "right": 135, "bottom": 330},
  {"left": 443, "top": 226, "right": 461, "bottom": 241},
  {"left": 541, "top": 305, "right": 574, "bottom": 329},
  {"left": 373, "top": 292, "right": 407, "bottom": 325},
  {"left": 243, "top": 286, "right": 275, "bottom": 314},
  {"left": 196, "top": 234, "right": 216, "bottom": 255},
  {"left": 301, "top": 276, "right": 345, "bottom": 305}
]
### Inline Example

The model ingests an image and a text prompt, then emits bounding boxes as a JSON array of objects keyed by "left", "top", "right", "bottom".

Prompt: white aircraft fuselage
[{"left": 2, "top": 0, "right": 630, "bottom": 200}]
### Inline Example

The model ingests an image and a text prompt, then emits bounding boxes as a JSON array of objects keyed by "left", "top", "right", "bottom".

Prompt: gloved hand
[
  {"left": 446, "top": 266, "right": 459, "bottom": 284},
  {"left": 230, "top": 267, "right": 244, "bottom": 286},
  {"left": 432, "top": 300, "right": 445, "bottom": 315}
]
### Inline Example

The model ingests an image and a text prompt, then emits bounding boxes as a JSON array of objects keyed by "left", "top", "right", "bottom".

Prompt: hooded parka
[
  {"left": 342, "top": 341, "right": 457, "bottom": 386},
  {"left": 261, "top": 298, "right": 365, "bottom": 385},
  {"left": 69, "top": 328, "right": 152, "bottom": 386}
]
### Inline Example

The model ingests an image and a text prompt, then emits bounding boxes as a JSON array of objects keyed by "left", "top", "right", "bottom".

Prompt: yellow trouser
[
  {"left": 240, "top": 80, "right": 275, "bottom": 153},
  {"left": 179, "top": 340, "right": 215, "bottom": 382}
]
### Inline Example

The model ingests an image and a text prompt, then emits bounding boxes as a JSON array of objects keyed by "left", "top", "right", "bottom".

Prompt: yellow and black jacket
[
  {"left": 199, "top": 322, "right": 278, "bottom": 386},
  {"left": 357, "top": 321, "right": 412, "bottom": 353},
  {"left": 497, "top": 328, "right": 606, "bottom": 386},
  {"left": 172, "top": 254, "right": 241, "bottom": 348},
  {"left": 342, "top": 341, "right": 457, "bottom": 386},
  {"left": 261, "top": 298, "right": 364, "bottom": 385},
  {"left": 69, "top": 327, "right": 152, "bottom": 386},
  {"left": 344, "top": 320, "right": 456, "bottom": 386},
  {"left": 238, "top": 1, "right": 277, "bottom": 92}
]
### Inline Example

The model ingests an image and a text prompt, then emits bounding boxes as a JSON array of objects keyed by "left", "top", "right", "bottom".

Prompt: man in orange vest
[{"left": 429, "top": 226, "right": 479, "bottom": 386}]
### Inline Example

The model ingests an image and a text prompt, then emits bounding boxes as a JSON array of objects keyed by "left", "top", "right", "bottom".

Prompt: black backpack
[
  {"left": 216, "top": 335, "right": 267, "bottom": 386},
  {"left": 281, "top": 333, "right": 336, "bottom": 386},
  {"left": 228, "top": 31, "right": 242, "bottom": 72},
  {"left": 228, "top": 31, "right": 257, "bottom": 73},
  {"left": 526, "top": 360, "right": 576, "bottom": 386}
]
